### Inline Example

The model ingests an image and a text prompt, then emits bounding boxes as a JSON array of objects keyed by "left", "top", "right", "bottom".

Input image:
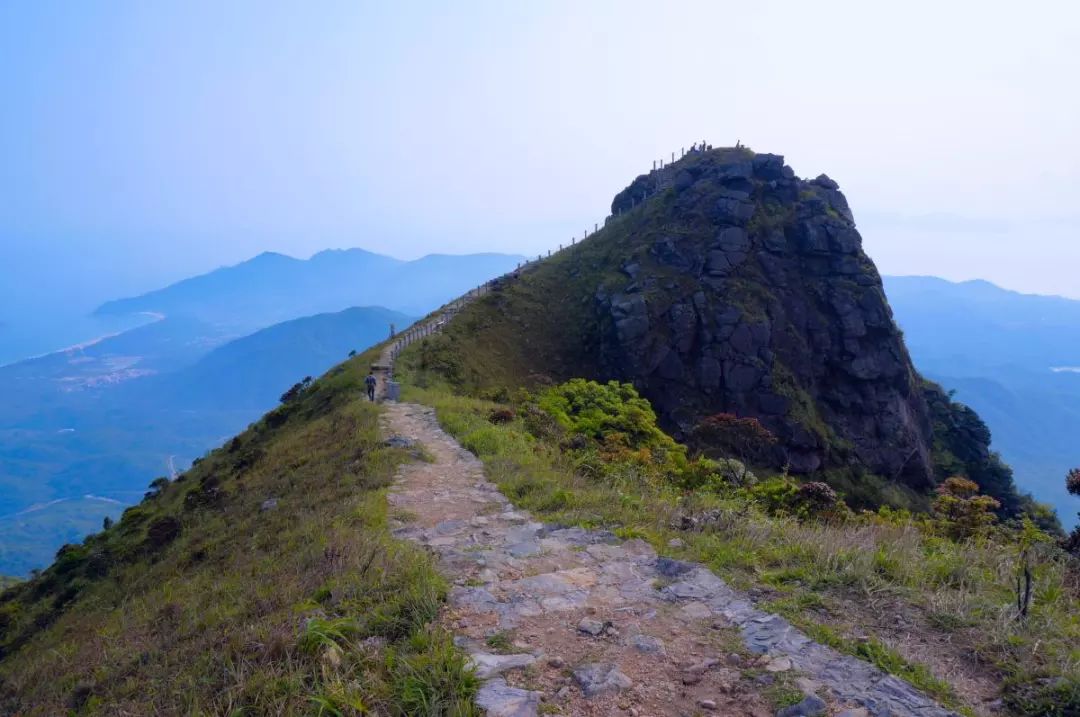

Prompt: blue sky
[{"left": 2, "top": 0, "right": 1078, "bottom": 323}]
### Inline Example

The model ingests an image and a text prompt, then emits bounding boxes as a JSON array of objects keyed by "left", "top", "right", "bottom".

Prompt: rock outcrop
[{"left": 599, "top": 149, "right": 934, "bottom": 487}]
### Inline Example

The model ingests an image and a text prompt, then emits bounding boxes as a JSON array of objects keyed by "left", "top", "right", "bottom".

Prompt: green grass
[
  {"left": 396, "top": 382, "right": 1080, "bottom": 717},
  {"left": 484, "top": 630, "right": 515, "bottom": 654},
  {"left": 761, "top": 678, "right": 805, "bottom": 710},
  {"left": 0, "top": 347, "right": 479, "bottom": 715}
]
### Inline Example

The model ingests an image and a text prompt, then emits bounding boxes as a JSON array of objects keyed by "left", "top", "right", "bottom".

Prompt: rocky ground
[{"left": 380, "top": 402, "right": 961, "bottom": 717}]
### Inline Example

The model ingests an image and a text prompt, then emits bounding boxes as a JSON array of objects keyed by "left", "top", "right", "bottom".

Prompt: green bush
[
  {"left": 536, "top": 379, "right": 681, "bottom": 457},
  {"left": 677, "top": 457, "right": 756, "bottom": 493}
]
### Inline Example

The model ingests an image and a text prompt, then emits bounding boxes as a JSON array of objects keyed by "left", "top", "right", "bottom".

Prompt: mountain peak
[{"left": 405, "top": 149, "right": 1020, "bottom": 511}]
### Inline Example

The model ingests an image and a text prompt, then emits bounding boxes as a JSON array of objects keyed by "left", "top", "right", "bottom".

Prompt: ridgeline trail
[{"left": 372, "top": 301, "right": 962, "bottom": 717}]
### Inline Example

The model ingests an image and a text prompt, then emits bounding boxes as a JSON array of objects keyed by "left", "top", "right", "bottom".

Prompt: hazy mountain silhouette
[
  {"left": 95, "top": 249, "right": 524, "bottom": 328},
  {"left": 885, "top": 275, "right": 1080, "bottom": 525}
]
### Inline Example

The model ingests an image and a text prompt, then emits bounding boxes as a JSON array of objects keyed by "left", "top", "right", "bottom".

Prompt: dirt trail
[{"left": 380, "top": 402, "right": 961, "bottom": 717}]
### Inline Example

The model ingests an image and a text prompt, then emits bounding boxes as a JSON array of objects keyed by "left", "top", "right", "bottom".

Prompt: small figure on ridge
[{"left": 365, "top": 370, "right": 377, "bottom": 402}]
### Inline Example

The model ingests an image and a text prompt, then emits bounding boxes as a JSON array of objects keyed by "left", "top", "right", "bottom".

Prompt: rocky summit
[
  {"left": 424, "top": 147, "right": 1017, "bottom": 505},
  {"left": 603, "top": 149, "right": 926, "bottom": 482}
]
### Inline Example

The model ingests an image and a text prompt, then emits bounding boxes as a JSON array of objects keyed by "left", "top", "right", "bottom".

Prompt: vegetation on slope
[
  {"left": 397, "top": 354, "right": 1080, "bottom": 716},
  {"left": 0, "top": 349, "right": 478, "bottom": 715}
]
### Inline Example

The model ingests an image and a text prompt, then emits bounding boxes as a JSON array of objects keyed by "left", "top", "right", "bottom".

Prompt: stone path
[{"left": 381, "top": 402, "right": 961, "bottom": 717}]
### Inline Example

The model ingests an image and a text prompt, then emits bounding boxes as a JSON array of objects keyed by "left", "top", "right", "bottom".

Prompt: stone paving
[{"left": 381, "top": 402, "right": 961, "bottom": 717}]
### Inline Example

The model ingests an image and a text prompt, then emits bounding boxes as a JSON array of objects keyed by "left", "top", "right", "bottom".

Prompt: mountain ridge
[{"left": 1, "top": 156, "right": 1077, "bottom": 714}]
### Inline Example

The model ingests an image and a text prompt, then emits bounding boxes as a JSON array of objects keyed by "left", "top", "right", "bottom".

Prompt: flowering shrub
[{"left": 798, "top": 481, "right": 839, "bottom": 510}]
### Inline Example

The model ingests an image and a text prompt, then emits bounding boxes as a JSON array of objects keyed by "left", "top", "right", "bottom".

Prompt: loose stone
[
  {"left": 630, "top": 633, "right": 665, "bottom": 654},
  {"left": 685, "top": 658, "right": 720, "bottom": 675},
  {"left": 573, "top": 663, "right": 633, "bottom": 697},
  {"left": 776, "top": 695, "right": 827, "bottom": 717},
  {"left": 765, "top": 656, "right": 793, "bottom": 672},
  {"left": 577, "top": 617, "right": 606, "bottom": 636}
]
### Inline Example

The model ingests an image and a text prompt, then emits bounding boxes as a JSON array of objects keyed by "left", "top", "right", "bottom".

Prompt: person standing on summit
[{"left": 365, "top": 370, "right": 377, "bottom": 402}]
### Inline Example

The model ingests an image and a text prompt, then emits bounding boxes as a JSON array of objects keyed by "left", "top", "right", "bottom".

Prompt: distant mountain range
[
  {"left": 0, "top": 247, "right": 523, "bottom": 575},
  {"left": 884, "top": 275, "right": 1080, "bottom": 527},
  {"left": 95, "top": 249, "right": 524, "bottom": 330}
]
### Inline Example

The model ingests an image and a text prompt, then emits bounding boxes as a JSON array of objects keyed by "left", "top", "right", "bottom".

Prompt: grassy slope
[
  {"left": 409, "top": 233, "right": 618, "bottom": 397},
  {"left": 0, "top": 346, "right": 478, "bottom": 715},
  {"left": 394, "top": 361, "right": 1080, "bottom": 716}
]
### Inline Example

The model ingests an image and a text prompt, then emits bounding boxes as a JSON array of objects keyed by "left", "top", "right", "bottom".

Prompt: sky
[{"left": 1, "top": 0, "right": 1078, "bottom": 327}]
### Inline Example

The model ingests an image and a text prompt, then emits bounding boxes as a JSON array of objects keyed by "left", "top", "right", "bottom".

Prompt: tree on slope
[{"left": 1065, "top": 468, "right": 1080, "bottom": 555}]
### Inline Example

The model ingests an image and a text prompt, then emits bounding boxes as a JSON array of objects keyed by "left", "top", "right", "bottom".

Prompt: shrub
[
  {"left": 932, "top": 477, "right": 1000, "bottom": 540},
  {"left": 488, "top": 408, "right": 515, "bottom": 425},
  {"left": 280, "top": 376, "right": 314, "bottom": 404},
  {"left": 1065, "top": 468, "right": 1080, "bottom": 556},
  {"left": 797, "top": 482, "right": 845, "bottom": 521},
  {"left": 521, "top": 403, "right": 562, "bottom": 442},
  {"left": 750, "top": 476, "right": 801, "bottom": 515},
  {"left": 678, "top": 458, "right": 721, "bottom": 492},
  {"left": 677, "top": 457, "right": 758, "bottom": 495},
  {"left": 1067, "top": 468, "right": 1080, "bottom": 496},
  {"left": 537, "top": 379, "right": 679, "bottom": 457},
  {"left": 145, "top": 476, "right": 170, "bottom": 499},
  {"left": 144, "top": 516, "right": 182, "bottom": 551},
  {"left": 690, "top": 412, "right": 776, "bottom": 466}
]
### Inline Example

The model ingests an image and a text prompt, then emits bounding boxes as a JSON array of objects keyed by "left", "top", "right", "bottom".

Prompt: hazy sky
[{"left": 2, "top": 0, "right": 1078, "bottom": 313}]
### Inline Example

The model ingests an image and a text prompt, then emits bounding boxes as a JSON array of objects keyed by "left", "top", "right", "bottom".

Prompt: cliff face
[
  {"left": 419, "top": 147, "right": 1018, "bottom": 505},
  {"left": 599, "top": 148, "right": 932, "bottom": 486}
]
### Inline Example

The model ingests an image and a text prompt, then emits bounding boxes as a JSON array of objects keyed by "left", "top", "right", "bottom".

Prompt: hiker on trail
[{"left": 365, "top": 371, "right": 377, "bottom": 402}]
